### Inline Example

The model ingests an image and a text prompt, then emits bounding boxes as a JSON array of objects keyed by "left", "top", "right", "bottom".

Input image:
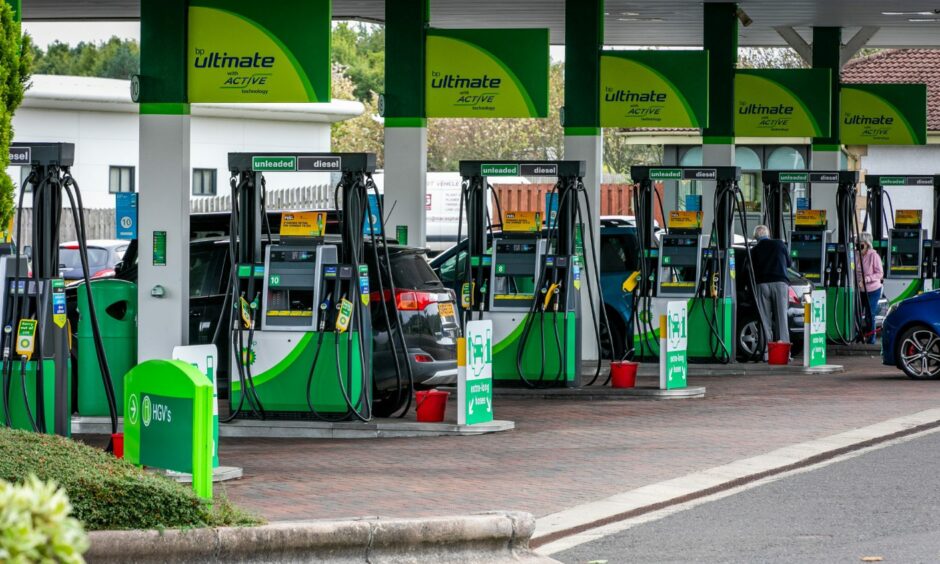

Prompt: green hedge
[{"left": 0, "top": 428, "right": 259, "bottom": 531}]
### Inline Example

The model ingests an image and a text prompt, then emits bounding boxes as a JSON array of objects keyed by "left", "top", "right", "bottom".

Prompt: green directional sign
[
  {"left": 426, "top": 28, "right": 549, "bottom": 118},
  {"left": 187, "top": 0, "right": 331, "bottom": 103},
  {"left": 735, "top": 69, "right": 831, "bottom": 137},
  {"left": 252, "top": 156, "right": 297, "bottom": 172},
  {"left": 659, "top": 301, "right": 688, "bottom": 389},
  {"left": 841, "top": 84, "right": 927, "bottom": 145},
  {"left": 458, "top": 320, "right": 493, "bottom": 425},
  {"left": 124, "top": 359, "right": 214, "bottom": 499},
  {"left": 804, "top": 290, "right": 827, "bottom": 368},
  {"left": 599, "top": 51, "right": 709, "bottom": 129}
]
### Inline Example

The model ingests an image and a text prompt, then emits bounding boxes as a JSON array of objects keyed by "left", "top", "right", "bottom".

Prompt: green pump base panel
[
  {"left": 635, "top": 297, "right": 733, "bottom": 363},
  {"left": 490, "top": 312, "right": 578, "bottom": 386},
  {"left": 229, "top": 331, "right": 368, "bottom": 419},
  {"left": 0, "top": 360, "right": 70, "bottom": 436}
]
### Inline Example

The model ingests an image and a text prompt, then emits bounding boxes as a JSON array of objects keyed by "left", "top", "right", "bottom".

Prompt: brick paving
[{"left": 210, "top": 357, "right": 940, "bottom": 521}]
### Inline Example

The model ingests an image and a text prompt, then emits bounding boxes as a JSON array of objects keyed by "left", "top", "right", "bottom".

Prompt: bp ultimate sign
[{"left": 187, "top": 0, "right": 331, "bottom": 103}]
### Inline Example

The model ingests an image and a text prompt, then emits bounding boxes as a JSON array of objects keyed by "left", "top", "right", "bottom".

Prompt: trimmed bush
[
  {"left": 0, "top": 475, "right": 88, "bottom": 563},
  {"left": 0, "top": 428, "right": 259, "bottom": 531}
]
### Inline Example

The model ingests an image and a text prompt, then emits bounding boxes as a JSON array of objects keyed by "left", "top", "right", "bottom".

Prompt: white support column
[
  {"left": 565, "top": 132, "right": 602, "bottom": 361},
  {"left": 702, "top": 143, "right": 735, "bottom": 235},
  {"left": 811, "top": 149, "right": 841, "bottom": 233},
  {"left": 383, "top": 126, "right": 428, "bottom": 247},
  {"left": 138, "top": 113, "right": 191, "bottom": 361}
]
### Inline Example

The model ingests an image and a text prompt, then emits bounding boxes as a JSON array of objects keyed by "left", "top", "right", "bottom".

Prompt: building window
[
  {"left": 192, "top": 168, "right": 217, "bottom": 196},
  {"left": 109, "top": 166, "right": 135, "bottom": 193}
]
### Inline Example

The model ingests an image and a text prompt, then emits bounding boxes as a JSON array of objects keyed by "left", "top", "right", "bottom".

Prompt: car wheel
[
  {"left": 897, "top": 326, "right": 940, "bottom": 379},
  {"left": 737, "top": 316, "right": 765, "bottom": 362}
]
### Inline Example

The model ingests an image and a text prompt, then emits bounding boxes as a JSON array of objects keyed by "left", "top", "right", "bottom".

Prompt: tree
[
  {"left": 602, "top": 133, "right": 663, "bottom": 178},
  {"left": 29, "top": 37, "right": 139, "bottom": 80},
  {"left": 1, "top": 2, "right": 32, "bottom": 228},
  {"left": 330, "top": 65, "right": 385, "bottom": 166},
  {"left": 738, "top": 47, "right": 806, "bottom": 69},
  {"left": 332, "top": 22, "right": 384, "bottom": 102}
]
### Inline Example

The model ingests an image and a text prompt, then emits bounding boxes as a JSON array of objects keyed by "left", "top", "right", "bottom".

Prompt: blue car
[
  {"left": 430, "top": 217, "right": 639, "bottom": 359},
  {"left": 881, "top": 291, "right": 940, "bottom": 379}
]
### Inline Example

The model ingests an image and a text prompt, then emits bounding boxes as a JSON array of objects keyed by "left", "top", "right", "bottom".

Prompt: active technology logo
[
  {"left": 739, "top": 102, "right": 795, "bottom": 129},
  {"left": 606, "top": 88, "right": 668, "bottom": 118}
]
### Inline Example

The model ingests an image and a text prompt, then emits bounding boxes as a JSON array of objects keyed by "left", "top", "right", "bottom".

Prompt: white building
[{"left": 6, "top": 75, "right": 364, "bottom": 209}]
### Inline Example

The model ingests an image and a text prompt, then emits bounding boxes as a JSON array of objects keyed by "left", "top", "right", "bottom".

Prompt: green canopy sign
[
  {"left": 188, "top": 0, "right": 331, "bottom": 103},
  {"left": 124, "top": 360, "right": 214, "bottom": 499},
  {"left": 841, "top": 84, "right": 927, "bottom": 145},
  {"left": 426, "top": 28, "right": 549, "bottom": 118},
  {"left": 735, "top": 69, "right": 831, "bottom": 137},
  {"left": 599, "top": 51, "right": 709, "bottom": 129}
]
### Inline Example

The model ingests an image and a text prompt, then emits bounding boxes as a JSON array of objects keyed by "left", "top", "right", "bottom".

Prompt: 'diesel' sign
[
  {"left": 659, "top": 301, "right": 688, "bottom": 390},
  {"left": 124, "top": 360, "right": 214, "bottom": 499},
  {"left": 458, "top": 320, "right": 494, "bottom": 425}
]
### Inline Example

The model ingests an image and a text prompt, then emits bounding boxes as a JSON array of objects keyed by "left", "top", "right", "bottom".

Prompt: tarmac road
[{"left": 557, "top": 428, "right": 940, "bottom": 563}]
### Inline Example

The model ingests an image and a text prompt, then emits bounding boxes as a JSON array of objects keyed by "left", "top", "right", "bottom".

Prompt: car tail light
[
  {"left": 91, "top": 268, "right": 115, "bottom": 279},
  {"left": 369, "top": 289, "right": 440, "bottom": 311},
  {"left": 413, "top": 353, "right": 434, "bottom": 363},
  {"left": 61, "top": 243, "right": 79, "bottom": 250},
  {"left": 788, "top": 287, "right": 800, "bottom": 305}
]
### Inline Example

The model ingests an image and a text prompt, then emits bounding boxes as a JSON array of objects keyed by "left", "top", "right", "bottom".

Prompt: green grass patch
[{"left": 0, "top": 427, "right": 261, "bottom": 531}]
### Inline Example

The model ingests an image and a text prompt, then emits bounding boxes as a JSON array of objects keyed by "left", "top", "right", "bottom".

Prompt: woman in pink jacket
[{"left": 856, "top": 232, "right": 884, "bottom": 344}]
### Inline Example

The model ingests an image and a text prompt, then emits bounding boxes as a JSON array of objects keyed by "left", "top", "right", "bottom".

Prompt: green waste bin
[{"left": 76, "top": 279, "right": 137, "bottom": 417}]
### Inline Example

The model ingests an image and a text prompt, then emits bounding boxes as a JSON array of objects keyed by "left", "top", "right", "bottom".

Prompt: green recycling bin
[{"left": 76, "top": 279, "right": 137, "bottom": 417}]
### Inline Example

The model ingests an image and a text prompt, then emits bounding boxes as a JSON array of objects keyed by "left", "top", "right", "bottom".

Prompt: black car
[{"left": 113, "top": 232, "right": 459, "bottom": 416}]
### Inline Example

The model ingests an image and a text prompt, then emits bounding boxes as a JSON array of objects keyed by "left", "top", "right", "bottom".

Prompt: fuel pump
[
  {"left": 864, "top": 175, "right": 938, "bottom": 303},
  {"left": 630, "top": 166, "right": 740, "bottom": 364},
  {"left": 762, "top": 170, "right": 862, "bottom": 343},
  {"left": 223, "top": 152, "right": 409, "bottom": 421},
  {"left": 0, "top": 143, "right": 117, "bottom": 440},
  {"left": 457, "top": 160, "right": 606, "bottom": 388}
]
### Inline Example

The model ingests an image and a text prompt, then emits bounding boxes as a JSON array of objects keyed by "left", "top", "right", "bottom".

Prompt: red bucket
[
  {"left": 610, "top": 361, "right": 638, "bottom": 388},
  {"left": 111, "top": 433, "right": 124, "bottom": 459},
  {"left": 415, "top": 390, "right": 450, "bottom": 423},
  {"left": 768, "top": 341, "right": 791, "bottom": 365}
]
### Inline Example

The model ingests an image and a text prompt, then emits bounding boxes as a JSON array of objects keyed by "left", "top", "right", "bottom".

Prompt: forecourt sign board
[
  {"left": 735, "top": 69, "right": 831, "bottom": 137},
  {"left": 599, "top": 51, "right": 709, "bottom": 129},
  {"left": 426, "top": 28, "right": 550, "bottom": 118},
  {"left": 841, "top": 83, "right": 927, "bottom": 145},
  {"left": 188, "top": 0, "right": 331, "bottom": 103}
]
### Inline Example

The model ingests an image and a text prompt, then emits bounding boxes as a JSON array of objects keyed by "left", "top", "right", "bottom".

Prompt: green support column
[
  {"left": 138, "top": 0, "right": 192, "bottom": 361},
  {"left": 696, "top": 2, "right": 737, "bottom": 362},
  {"left": 6, "top": 0, "right": 20, "bottom": 22},
  {"left": 810, "top": 28, "right": 852, "bottom": 341},
  {"left": 383, "top": 0, "right": 429, "bottom": 246},
  {"left": 564, "top": 0, "right": 603, "bottom": 362}
]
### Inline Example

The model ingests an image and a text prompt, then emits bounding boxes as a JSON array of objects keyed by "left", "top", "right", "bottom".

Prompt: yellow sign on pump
[
  {"left": 668, "top": 211, "right": 703, "bottom": 231},
  {"left": 895, "top": 209, "right": 922, "bottom": 227},
  {"left": 795, "top": 209, "right": 827, "bottom": 228},
  {"left": 280, "top": 211, "right": 327, "bottom": 238},
  {"left": 502, "top": 211, "right": 541, "bottom": 233}
]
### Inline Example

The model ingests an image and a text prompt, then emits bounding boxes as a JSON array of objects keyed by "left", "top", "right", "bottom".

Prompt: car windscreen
[{"left": 59, "top": 247, "right": 109, "bottom": 270}]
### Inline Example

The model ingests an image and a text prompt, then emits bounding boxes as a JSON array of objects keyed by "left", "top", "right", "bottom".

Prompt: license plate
[{"left": 439, "top": 302, "right": 455, "bottom": 318}]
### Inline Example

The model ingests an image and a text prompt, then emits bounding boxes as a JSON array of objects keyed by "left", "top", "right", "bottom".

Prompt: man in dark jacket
[{"left": 751, "top": 225, "right": 791, "bottom": 356}]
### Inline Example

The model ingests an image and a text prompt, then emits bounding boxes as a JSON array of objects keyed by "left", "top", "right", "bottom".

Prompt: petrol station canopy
[{"left": 20, "top": 0, "right": 940, "bottom": 48}]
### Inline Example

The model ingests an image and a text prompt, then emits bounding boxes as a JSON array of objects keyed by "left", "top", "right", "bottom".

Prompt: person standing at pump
[
  {"left": 751, "top": 225, "right": 791, "bottom": 358},
  {"left": 856, "top": 232, "right": 884, "bottom": 344}
]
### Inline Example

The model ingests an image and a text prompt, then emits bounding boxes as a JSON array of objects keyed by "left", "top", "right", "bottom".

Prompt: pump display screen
[
  {"left": 790, "top": 232, "right": 825, "bottom": 281},
  {"left": 659, "top": 236, "right": 700, "bottom": 296},
  {"left": 264, "top": 247, "right": 318, "bottom": 328},
  {"left": 888, "top": 229, "right": 922, "bottom": 278},
  {"left": 492, "top": 239, "right": 538, "bottom": 308}
]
